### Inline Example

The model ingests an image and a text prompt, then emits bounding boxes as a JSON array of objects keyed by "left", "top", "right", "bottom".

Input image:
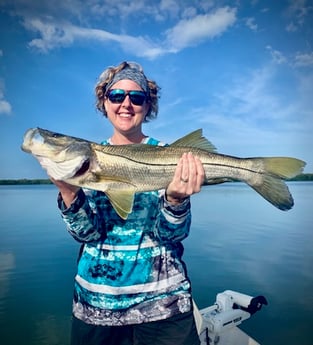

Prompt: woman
[{"left": 53, "top": 61, "right": 204, "bottom": 345}]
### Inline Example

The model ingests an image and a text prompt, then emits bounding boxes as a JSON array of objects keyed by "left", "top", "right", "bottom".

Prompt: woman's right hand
[{"left": 50, "top": 178, "right": 80, "bottom": 208}]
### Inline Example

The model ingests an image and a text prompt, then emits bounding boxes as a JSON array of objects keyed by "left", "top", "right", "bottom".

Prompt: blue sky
[{"left": 0, "top": 0, "right": 312, "bottom": 178}]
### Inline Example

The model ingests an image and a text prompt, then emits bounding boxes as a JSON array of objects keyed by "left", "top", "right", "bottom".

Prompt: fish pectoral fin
[
  {"left": 106, "top": 186, "right": 136, "bottom": 220},
  {"left": 170, "top": 129, "right": 217, "bottom": 152}
]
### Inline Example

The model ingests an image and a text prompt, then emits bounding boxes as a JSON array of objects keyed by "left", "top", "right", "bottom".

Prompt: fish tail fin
[
  {"left": 262, "top": 157, "right": 306, "bottom": 179},
  {"left": 248, "top": 175, "right": 294, "bottom": 210},
  {"left": 247, "top": 157, "right": 306, "bottom": 211}
]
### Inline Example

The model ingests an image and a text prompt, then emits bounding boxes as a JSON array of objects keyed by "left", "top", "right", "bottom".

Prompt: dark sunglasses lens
[
  {"left": 129, "top": 91, "right": 146, "bottom": 105},
  {"left": 108, "top": 90, "right": 146, "bottom": 105},
  {"left": 108, "top": 90, "right": 126, "bottom": 103}
]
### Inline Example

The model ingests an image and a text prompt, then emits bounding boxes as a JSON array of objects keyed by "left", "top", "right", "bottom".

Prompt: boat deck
[{"left": 199, "top": 326, "right": 260, "bottom": 345}]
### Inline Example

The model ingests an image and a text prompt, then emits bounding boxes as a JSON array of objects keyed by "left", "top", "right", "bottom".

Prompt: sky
[{"left": 0, "top": 0, "right": 312, "bottom": 179}]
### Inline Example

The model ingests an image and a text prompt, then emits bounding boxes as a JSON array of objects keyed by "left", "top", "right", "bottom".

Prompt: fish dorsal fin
[
  {"left": 106, "top": 186, "right": 136, "bottom": 220},
  {"left": 170, "top": 129, "right": 217, "bottom": 152}
]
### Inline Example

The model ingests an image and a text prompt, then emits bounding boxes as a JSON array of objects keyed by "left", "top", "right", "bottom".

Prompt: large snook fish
[{"left": 21, "top": 127, "right": 306, "bottom": 219}]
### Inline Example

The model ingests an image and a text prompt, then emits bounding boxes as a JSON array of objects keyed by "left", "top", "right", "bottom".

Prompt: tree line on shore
[{"left": 0, "top": 179, "right": 53, "bottom": 185}]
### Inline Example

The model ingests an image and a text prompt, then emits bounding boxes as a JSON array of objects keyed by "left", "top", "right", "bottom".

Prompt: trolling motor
[{"left": 194, "top": 290, "right": 268, "bottom": 345}]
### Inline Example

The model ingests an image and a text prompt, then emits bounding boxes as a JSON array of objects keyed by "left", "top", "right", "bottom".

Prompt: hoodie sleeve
[
  {"left": 150, "top": 190, "right": 192, "bottom": 243},
  {"left": 57, "top": 189, "right": 107, "bottom": 242}
]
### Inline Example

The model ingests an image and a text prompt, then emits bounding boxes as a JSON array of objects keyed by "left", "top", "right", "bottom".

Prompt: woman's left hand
[{"left": 165, "top": 152, "right": 205, "bottom": 205}]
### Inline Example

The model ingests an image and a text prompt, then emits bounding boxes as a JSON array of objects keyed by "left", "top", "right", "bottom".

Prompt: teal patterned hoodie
[{"left": 58, "top": 137, "right": 193, "bottom": 326}]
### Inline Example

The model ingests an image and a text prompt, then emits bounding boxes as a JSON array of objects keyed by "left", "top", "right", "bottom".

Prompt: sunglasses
[{"left": 107, "top": 89, "right": 147, "bottom": 106}]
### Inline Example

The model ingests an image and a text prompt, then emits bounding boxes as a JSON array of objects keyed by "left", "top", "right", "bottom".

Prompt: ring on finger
[{"left": 180, "top": 177, "right": 189, "bottom": 183}]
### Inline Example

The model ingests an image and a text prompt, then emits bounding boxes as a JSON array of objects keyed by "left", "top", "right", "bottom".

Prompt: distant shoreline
[
  {"left": 0, "top": 179, "right": 53, "bottom": 185},
  {"left": 1, "top": 174, "right": 313, "bottom": 185}
]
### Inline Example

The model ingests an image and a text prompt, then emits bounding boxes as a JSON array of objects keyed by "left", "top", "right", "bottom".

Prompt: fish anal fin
[
  {"left": 170, "top": 129, "right": 217, "bottom": 152},
  {"left": 79, "top": 177, "right": 137, "bottom": 220}
]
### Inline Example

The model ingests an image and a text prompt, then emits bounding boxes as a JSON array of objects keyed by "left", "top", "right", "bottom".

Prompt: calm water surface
[{"left": 0, "top": 183, "right": 312, "bottom": 345}]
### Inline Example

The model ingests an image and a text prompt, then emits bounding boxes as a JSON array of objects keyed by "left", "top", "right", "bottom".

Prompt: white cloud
[
  {"left": 294, "top": 52, "right": 313, "bottom": 67},
  {"left": 0, "top": 80, "right": 12, "bottom": 115},
  {"left": 1, "top": 1, "right": 237, "bottom": 58},
  {"left": 260, "top": 8, "right": 269, "bottom": 13},
  {"left": 178, "top": 67, "right": 289, "bottom": 148},
  {"left": 88, "top": 0, "right": 157, "bottom": 20},
  {"left": 24, "top": 18, "right": 165, "bottom": 58},
  {"left": 160, "top": 0, "right": 180, "bottom": 17},
  {"left": 0, "top": 100, "right": 12, "bottom": 114},
  {"left": 197, "top": 65, "right": 313, "bottom": 154},
  {"left": 266, "top": 45, "right": 313, "bottom": 70},
  {"left": 245, "top": 17, "right": 258, "bottom": 31},
  {"left": 285, "top": 0, "right": 312, "bottom": 31},
  {"left": 266, "top": 45, "right": 287, "bottom": 65},
  {"left": 285, "top": 21, "right": 298, "bottom": 32},
  {"left": 22, "top": 6, "right": 237, "bottom": 58},
  {"left": 287, "top": 0, "right": 310, "bottom": 22},
  {"left": 0, "top": 0, "right": 214, "bottom": 25},
  {"left": 165, "top": 7, "right": 237, "bottom": 51},
  {"left": 25, "top": 18, "right": 75, "bottom": 52},
  {"left": 212, "top": 66, "right": 283, "bottom": 122}
]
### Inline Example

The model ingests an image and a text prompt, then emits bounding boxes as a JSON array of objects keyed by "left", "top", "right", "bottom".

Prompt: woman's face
[{"left": 104, "top": 79, "right": 150, "bottom": 136}]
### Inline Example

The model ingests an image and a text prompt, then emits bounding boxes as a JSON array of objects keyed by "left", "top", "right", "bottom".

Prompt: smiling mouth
[{"left": 118, "top": 113, "right": 134, "bottom": 117}]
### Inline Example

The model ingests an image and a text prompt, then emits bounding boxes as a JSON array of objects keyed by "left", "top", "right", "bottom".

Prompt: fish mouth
[{"left": 21, "top": 128, "right": 40, "bottom": 153}]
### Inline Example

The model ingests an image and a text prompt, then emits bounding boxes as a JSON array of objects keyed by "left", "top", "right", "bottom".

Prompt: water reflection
[
  {"left": 0, "top": 183, "right": 312, "bottom": 345},
  {"left": 0, "top": 252, "right": 15, "bottom": 314}
]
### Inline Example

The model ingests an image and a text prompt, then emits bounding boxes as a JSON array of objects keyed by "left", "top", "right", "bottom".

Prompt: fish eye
[{"left": 50, "top": 133, "right": 64, "bottom": 139}]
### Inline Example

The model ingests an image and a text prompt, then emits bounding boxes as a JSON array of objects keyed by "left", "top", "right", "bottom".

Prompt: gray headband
[{"left": 106, "top": 66, "right": 149, "bottom": 94}]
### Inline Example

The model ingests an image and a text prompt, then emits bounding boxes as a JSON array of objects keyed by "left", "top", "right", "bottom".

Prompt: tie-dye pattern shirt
[{"left": 58, "top": 137, "right": 193, "bottom": 326}]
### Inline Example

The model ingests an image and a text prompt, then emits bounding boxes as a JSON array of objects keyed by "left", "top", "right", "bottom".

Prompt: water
[{"left": 0, "top": 183, "right": 312, "bottom": 345}]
